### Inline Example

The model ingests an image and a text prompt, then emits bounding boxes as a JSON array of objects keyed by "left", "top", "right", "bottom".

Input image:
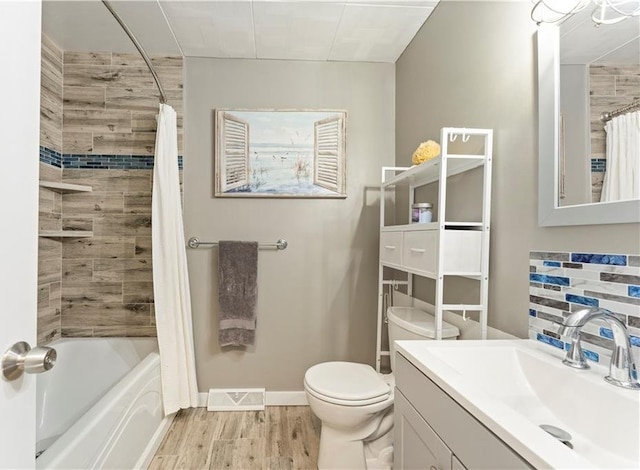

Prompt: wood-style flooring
[{"left": 149, "top": 406, "right": 321, "bottom": 470}]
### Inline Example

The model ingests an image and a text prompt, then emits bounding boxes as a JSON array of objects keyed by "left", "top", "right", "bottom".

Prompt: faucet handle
[{"left": 562, "top": 337, "right": 589, "bottom": 370}]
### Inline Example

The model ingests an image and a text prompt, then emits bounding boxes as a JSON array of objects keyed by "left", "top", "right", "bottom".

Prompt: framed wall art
[{"left": 214, "top": 109, "right": 347, "bottom": 198}]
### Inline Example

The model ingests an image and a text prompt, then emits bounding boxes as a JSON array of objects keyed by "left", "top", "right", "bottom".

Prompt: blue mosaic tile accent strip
[
  {"left": 529, "top": 274, "right": 570, "bottom": 286},
  {"left": 571, "top": 253, "right": 627, "bottom": 266},
  {"left": 566, "top": 293, "right": 599, "bottom": 307},
  {"left": 591, "top": 158, "right": 606, "bottom": 173},
  {"left": 62, "top": 154, "right": 184, "bottom": 170},
  {"left": 39, "top": 147, "right": 183, "bottom": 170},
  {"left": 39, "top": 146, "right": 62, "bottom": 168},
  {"left": 537, "top": 333, "right": 564, "bottom": 349},
  {"left": 530, "top": 250, "right": 640, "bottom": 365}
]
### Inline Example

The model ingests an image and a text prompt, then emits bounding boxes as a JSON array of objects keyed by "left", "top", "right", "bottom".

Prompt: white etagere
[{"left": 376, "top": 127, "right": 493, "bottom": 372}]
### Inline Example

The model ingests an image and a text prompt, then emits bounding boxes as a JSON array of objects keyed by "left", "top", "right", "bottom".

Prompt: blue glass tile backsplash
[
  {"left": 40, "top": 146, "right": 183, "bottom": 170},
  {"left": 530, "top": 251, "right": 640, "bottom": 365}
]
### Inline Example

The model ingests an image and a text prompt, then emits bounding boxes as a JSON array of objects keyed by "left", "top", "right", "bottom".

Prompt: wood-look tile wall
[
  {"left": 589, "top": 65, "right": 640, "bottom": 202},
  {"left": 60, "top": 169, "right": 156, "bottom": 337},
  {"left": 36, "top": 38, "right": 183, "bottom": 343},
  {"left": 590, "top": 65, "right": 640, "bottom": 156},
  {"left": 38, "top": 36, "right": 64, "bottom": 345},
  {"left": 62, "top": 52, "right": 183, "bottom": 155}
]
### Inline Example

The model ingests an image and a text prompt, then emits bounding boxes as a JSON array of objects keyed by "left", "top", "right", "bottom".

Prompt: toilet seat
[{"left": 304, "top": 362, "right": 390, "bottom": 407}]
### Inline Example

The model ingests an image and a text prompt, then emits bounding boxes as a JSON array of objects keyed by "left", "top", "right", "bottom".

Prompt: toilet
[{"left": 304, "top": 306, "right": 460, "bottom": 470}]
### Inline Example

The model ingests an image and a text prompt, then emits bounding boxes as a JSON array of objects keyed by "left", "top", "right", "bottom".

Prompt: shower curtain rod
[
  {"left": 601, "top": 99, "right": 640, "bottom": 123},
  {"left": 101, "top": 0, "right": 167, "bottom": 104}
]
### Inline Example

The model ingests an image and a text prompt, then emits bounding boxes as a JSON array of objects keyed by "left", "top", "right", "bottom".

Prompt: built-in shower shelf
[
  {"left": 39, "top": 231, "right": 93, "bottom": 238},
  {"left": 39, "top": 181, "right": 92, "bottom": 193}
]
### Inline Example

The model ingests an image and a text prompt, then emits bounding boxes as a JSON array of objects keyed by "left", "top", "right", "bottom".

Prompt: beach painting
[{"left": 214, "top": 109, "right": 347, "bottom": 198}]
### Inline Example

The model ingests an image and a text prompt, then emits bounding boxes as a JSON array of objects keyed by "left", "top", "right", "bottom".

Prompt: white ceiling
[
  {"left": 560, "top": 8, "right": 640, "bottom": 65},
  {"left": 42, "top": 0, "right": 440, "bottom": 63}
]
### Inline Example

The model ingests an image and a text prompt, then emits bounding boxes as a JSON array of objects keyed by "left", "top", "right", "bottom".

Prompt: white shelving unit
[{"left": 376, "top": 127, "right": 493, "bottom": 372}]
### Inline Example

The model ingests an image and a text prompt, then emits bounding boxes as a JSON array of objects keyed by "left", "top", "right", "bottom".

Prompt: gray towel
[{"left": 218, "top": 241, "right": 258, "bottom": 347}]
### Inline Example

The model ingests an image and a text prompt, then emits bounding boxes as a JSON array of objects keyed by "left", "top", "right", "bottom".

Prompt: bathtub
[{"left": 36, "top": 338, "right": 172, "bottom": 469}]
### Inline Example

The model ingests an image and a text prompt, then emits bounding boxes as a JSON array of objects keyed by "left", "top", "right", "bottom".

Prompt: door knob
[{"left": 2, "top": 341, "right": 56, "bottom": 381}]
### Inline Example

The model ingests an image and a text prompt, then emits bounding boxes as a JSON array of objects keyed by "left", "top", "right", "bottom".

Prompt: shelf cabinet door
[
  {"left": 394, "top": 389, "right": 452, "bottom": 470},
  {"left": 380, "top": 231, "right": 403, "bottom": 266}
]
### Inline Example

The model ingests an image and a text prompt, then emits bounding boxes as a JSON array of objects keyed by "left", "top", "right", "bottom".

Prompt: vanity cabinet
[
  {"left": 376, "top": 128, "right": 493, "bottom": 371},
  {"left": 394, "top": 353, "right": 533, "bottom": 470}
]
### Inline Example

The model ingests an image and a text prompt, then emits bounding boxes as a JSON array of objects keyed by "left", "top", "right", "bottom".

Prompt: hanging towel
[{"left": 218, "top": 241, "right": 259, "bottom": 347}]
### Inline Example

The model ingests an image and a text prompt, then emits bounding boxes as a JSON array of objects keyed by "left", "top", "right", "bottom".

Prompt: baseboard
[
  {"left": 134, "top": 413, "right": 175, "bottom": 469},
  {"left": 266, "top": 391, "right": 308, "bottom": 406},
  {"left": 197, "top": 391, "right": 307, "bottom": 407}
]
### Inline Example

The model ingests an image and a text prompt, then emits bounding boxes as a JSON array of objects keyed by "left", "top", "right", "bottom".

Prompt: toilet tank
[{"left": 387, "top": 306, "right": 460, "bottom": 371}]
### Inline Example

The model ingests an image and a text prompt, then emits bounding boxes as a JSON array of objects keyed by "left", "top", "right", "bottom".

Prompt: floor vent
[{"left": 207, "top": 388, "right": 266, "bottom": 411}]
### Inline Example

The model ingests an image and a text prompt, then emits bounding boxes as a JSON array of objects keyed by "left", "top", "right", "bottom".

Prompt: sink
[{"left": 395, "top": 339, "right": 640, "bottom": 469}]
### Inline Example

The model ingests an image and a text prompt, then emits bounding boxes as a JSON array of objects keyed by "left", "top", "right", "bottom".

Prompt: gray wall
[
  {"left": 396, "top": 1, "right": 640, "bottom": 338},
  {"left": 184, "top": 58, "right": 395, "bottom": 391}
]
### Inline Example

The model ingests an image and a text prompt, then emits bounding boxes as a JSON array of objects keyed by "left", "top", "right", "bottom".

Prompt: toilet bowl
[{"left": 304, "top": 306, "right": 459, "bottom": 470}]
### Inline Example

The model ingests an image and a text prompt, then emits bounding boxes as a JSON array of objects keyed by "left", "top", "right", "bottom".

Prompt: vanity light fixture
[{"left": 531, "top": 0, "right": 640, "bottom": 25}]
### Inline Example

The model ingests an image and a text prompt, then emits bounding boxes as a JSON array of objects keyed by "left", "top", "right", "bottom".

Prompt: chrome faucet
[{"left": 558, "top": 307, "right": 640, "bottom": 390}]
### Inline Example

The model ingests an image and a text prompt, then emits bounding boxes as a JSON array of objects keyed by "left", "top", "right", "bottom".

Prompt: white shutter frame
[
  {"left": 217, "top": 112, "right": 249, "bottom": 193},
  {"left": 313, "top": 115, "right": 345, "bottom": 194}
]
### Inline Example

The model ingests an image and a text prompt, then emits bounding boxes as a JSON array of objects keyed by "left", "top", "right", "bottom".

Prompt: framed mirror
[{"left": 537, "top": 19, "right": 640, "bottom": 226}]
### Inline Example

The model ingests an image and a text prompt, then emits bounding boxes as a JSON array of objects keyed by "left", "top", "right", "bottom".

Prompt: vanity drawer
[
  {"left": 380, "top": 231, "right": 403, "bottom": 266},
  {"left": 403, "top": 230, "right": 437, "bottom": 274}
]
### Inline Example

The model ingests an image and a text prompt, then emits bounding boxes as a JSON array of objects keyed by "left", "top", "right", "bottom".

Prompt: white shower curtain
[
  {"left": 152, "top": 103, "right": 199, "bottom": 415},
  {"left": 600, "top": 111, "right": 640, "bottom": 202}
]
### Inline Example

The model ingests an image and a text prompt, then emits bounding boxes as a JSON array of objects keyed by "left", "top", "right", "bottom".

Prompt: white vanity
[{"left": 393, "top": 340, "right": 640, "bottom": 469}]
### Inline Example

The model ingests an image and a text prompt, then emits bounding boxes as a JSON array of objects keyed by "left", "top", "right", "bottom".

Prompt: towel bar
[{"left": 187, "top": 237, "right": 288, "bottom": 251}]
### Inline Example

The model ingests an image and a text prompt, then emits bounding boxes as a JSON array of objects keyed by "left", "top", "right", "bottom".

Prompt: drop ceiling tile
[
  {"left": 561, "top": 15, "right": 640, "bottom": 64},
  {"left": 252, "top": 1, "right": 345, "bottom": 60},
  {"left": 42, "top": 1, "right": 181, "bottom": 55},
  {"left": 160, "top": 1, "right": 256, "bottom": 58},
  {"left": 345, "top": 0, "right": 439, "bottom": 6},
  {"left": 329, "top": 4, "right": 434, "bottom": 62}
]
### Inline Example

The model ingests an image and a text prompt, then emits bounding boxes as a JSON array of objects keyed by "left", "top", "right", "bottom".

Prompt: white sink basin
[{"left": 395, "top": 339, "right": 640, "bottom": 469}]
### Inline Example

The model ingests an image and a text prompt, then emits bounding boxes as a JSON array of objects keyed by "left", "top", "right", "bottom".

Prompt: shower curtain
[
  {"left": 152, "top": 103, "right": 199, "bottom": 415},
  {"left": 600, "top": 111, "right": 640, "bottom": 202}
]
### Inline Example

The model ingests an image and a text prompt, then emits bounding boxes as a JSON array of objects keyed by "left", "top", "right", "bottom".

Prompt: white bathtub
[{"left": 36, "top": 338, "right": 171, "bottom": 469}]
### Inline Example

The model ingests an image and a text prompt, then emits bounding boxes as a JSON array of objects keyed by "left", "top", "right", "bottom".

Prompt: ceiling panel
[
  {"left": 42, "top": 1, "right": 181, "bottom": 55},
  {"left": 329, "top": 4, "right": 434, "bottom": 62},
  {"left": 41, "top": 0, "right": 441, "bottom": 63},
  {"left": 252, "top": 1, "right": 346, "bottom": 60},
  {"left": 561, "top": 12, "right": 640, "bottom": 65},
  {"left": 160, "top": 1, "right": 256, "bottom": 58}
]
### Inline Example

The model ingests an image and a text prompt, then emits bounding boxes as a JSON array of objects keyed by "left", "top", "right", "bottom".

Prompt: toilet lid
[{"left": 304, "top": 362, "right": 390, "bottom": 406}]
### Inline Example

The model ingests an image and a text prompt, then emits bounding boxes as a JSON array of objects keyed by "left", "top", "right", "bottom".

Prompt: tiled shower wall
[
  {"left": 529, "top": 251, "right": 640, "bottom": 365},
  {"left": 38, "top": 34, "right": 183, "bottom": 343},
  {"left": 589, "top": 65, "right": 640, "bottom": 202},
  {"left": 38, "top": 35, "right": 63, "bottom": 344}
]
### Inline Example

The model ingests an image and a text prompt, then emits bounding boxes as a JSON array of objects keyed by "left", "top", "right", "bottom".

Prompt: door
[{"left": 0, "top": 1, "right": 42, "bottom": 467}]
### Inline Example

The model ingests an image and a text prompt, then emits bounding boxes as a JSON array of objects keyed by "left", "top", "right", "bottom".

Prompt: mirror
[{"left": 538, "top": 17, "right": 640, "bottom": 226}]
